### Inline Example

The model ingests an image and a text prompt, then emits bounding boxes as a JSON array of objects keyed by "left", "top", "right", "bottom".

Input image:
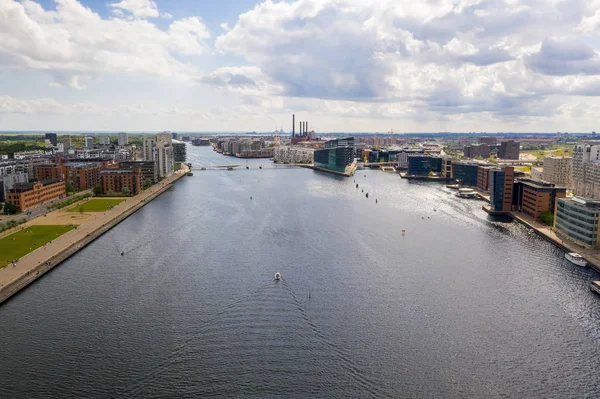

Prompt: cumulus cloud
[
  {"left": 0, "top": 0, "right": 210, "bottom": 87},
  {"left": 110, "top": 0, "right": 159, "bottom": 18},
  {"left": 213, "top": 0, "right": 600, "bottom": 120}
]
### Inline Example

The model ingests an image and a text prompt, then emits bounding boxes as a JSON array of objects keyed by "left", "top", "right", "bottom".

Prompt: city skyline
[{"left": 1, "top": 0, "right": 600, "bottom": 132}]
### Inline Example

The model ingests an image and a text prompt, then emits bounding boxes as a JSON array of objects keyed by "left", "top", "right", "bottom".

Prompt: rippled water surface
[{"left": 1, "top": 146, "right": 600, "bottom": 398}]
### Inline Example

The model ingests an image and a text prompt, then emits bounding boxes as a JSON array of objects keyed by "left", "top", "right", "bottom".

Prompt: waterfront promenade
[
  {"left": 0, "top": 167, "right": 188, "bottom": 304},
  {"left": 510, "top": 211, "right": 600, "bottom": 273}
]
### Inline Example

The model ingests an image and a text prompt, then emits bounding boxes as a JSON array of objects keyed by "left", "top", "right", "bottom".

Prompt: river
[{"left": 1, "top": 145, "right": 599, "bottom": 398}]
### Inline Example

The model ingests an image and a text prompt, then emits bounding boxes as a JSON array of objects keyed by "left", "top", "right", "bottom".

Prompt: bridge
[{"left": 189, "top": 164, "right": 243, "bottom": 170}]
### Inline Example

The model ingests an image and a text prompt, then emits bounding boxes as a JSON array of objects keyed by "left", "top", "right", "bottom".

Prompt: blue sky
[{"left": 1, "top": 0, "right": 600, "bottom": 132}]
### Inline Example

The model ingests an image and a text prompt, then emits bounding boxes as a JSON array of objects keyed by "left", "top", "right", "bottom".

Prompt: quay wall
[{"left": 0, "top": 175, "right": 185, "bottom": 305}]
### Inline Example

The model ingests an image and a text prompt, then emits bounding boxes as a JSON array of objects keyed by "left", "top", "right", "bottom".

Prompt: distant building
[
  {"left": 182, "top": 136, "right": 191, "bottom": 142},
  {"left": 452, "top": 162, "right": 479, "bottom": 186},
  {"left": 119, "top": 161, "right": 158, "bottom": 184},
  {"left": 99, "top": 136, "right": 110, "bottom": 145},
  {"left": 171, "top": 132, "right": 178, "bottom": 140},
  {"left": 572, "top": 144, "right": 600, "bottom": 198},
  {"left": 397, "top": 149, "right": 424, "bottom": 169},
  {"left": 118, "top": 132, "right": 128, "bottom": 146},
  {"left": 463, "top": 144, "right": 490, "bottom": 159},
  {"left": 7, "top": 179, "right": 66, "bottom": 212},
  {"left": 513, "top": 178, "right": 566, "bottom": 220},
  {"left": 313, "top": 138, "right": 354, "bottom": 173},
  {"left": 45, "top": 133, "right": 58, "bottom": 146},
  {"left": 62, "top": 136, "right": 71, "bottom": 150},
  {"left": 478, "top": 137, "right": 497, "bottom": 145},
  {"left": 173, "top": 142, "right": 187, "bottom": 163},
  {"left": 85, "top": 137, "right": 94, "bottom": 148},
  {"left": 273, "top": 146, "right": 314, "bottom": 164},
  {"left": 489, "top": 167, "right": 514, "bottom": 212},
  {"left": 498, "top": 140, "right": 520, "bottom": 160},
  {"left": 156, "top": 133, "right": 174, "bottom": 178},
  {"left": 142, "top": 137, "right": 156, "bottom": 163},
  {"left": 192, "top": 138, "right": 210, "bottom": 146},
  {"left": 531, "top": 167, "right": 544, "bottom": 181},
  {"left": 100, "top": 168, "right": 142, "bottom": 195},
  {"left": 555, "top": 197, "right": 600, "bottom": 248},
  {"left": 441, "top": 158, "right": 455, "bottom": 179},
  {"left": 542, "top": 156, "right": 572, "bottom": 187}
]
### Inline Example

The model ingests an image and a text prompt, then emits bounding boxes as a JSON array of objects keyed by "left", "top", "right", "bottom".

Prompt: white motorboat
[
  {"left": 456, "top": 188, "right": 477, "bottom": 198},
  {"left": 590, "top": 281, "right": 600, "bottom": 296},
  {"left": 274, "top": 272, "right": 281, "bottom": 280},
  {"left": 565, "top": 252, "right": 587, "bottom": 267}
]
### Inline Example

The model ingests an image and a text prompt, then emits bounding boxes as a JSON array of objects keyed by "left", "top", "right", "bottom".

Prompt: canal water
[{"left": 1, "top": 146, "right": 599, "bottom": 398}]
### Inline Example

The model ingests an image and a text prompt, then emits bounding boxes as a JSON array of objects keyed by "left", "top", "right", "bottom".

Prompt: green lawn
[
  {"left": 0, "top": 225, "right": 76, "bottom": 267},
  {"left": 67, "top": 198, "right": 126, "bottom": 213}
]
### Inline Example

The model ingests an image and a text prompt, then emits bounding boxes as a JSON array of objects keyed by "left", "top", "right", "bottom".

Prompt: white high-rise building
[
  {"left": 118, "top": 132, "right": 128, "bottom": 146},
  {"left": 99, "top": 136, "right": 110, "bottom": 145},
  {"left": 573, "top": 144, "right": 600, "bottom": 198},
  {"left": 143, "top": 133, "right": 174, "bottom": 178},
  {"left": 542, "top": 156, "right": 572, "bottom": 187}
]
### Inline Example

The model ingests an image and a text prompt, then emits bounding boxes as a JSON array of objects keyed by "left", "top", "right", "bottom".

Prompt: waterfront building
[
  {"left": 441, "top": 158, "right": 454, "bottom": 179},
  {"left": 555, "top": 197, "right": 600, "bottom": 248},
  {"left": 489, "top": 167, "right": 514, "bottom": 212},
  {"left": 572, "top": 144, "right": 600, "bottom": 198},
  {"left": 6, "top": 179, "right": 66, "bottom": 212},
  {"left": 85, "top": 137, "right": 94, "bottom": 148},
  {"left": 531, "top": 167, "right": 544, "bottom": 181},
  {"left": 542, "top": 156, "right": 572, "bottom": 187},
  {"left": 118, "top": 132, "right": 128, "bottom": 146},
  {"left": 156, "top": 133, "right": 174, "bottom": 178},
  {"left": 407, "top": 155, "right": 433, "bottom": 176},
  {"left": 119, "top": 161, "right": 158, "bottom": 184},
  {"left": 142, "top": 137, "right": 156, "bottom": 162},
  {"left": 173, "top": 142, "right": 187, "bottom": 162},
  {"left": 513, "top": 178, "right": 566, "bottom": 220},
  {"left": 34, "top": 164, "right": 63, "bottom": 181},
  {"left": 498, "top": 140, "right": 520, "bottom": 160},
  {"left": 171, "top": 132, "right": 178, "bottom": 140},
  {"left": 192, "top": 138, "right": 210, "bottom": 146},
  {"left": 452, "top": 162, "right": 479, "bottom": 186},
  {"left": 273, "top": 146, "right": 314, "bottom": 164},
  {"left": 100, "top": 168, "right": 142, "bottom": 195},
  {"left": 45, "top": 133, "right": 58, "bottom": 147},
  {"left": 478, "top": 137, "right": 497, "bottom": 145},
  {"left": 463, "top": 144, "right": 490, "bottom": 159},
  {"left": 477, "top": 165, "right": 494, "bottom": 192},
  {"left": 182, "top": 136, "right": 191, "bottom": 142},
  {"left": 313, "top": 137, "right": 354, "bottom": 173},
  {"left": 63, "top": 162, "right": 101, "bottom": 191},
  {"left": 0, "top": 172, "right": 29, "bottom": 203}
]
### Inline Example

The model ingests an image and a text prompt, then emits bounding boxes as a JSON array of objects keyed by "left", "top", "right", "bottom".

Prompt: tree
[
  {"left": 143, "top": 178, "right": 152, "bottom": 189},
  {"left": 122, "top": 187, "right": 131, "bottom": 196},
  {"left": 3, "top": 202, "right": 18, "bottom": 215},
  {"left": 93, "top": 184, "right": 104, "bottom": 196},
  {"left": 65, "top": 180, "right": 75, "bottom": 193},
  {"left": 79, "top": 205, "right": 85, "bottom": 214},
  {"left": 540, "top": 210, "right": 554, "bottom": 226}
]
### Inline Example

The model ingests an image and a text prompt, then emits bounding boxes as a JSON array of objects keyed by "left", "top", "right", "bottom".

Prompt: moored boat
[
  {"left": 456, "top": 188, "right": 477, "bottom": 198},
  {"left": 565, "top": 252, "right": 587, "bottom": 267},
  {"left": 590, "top": 281, "right": 600, "bottom": 295}
]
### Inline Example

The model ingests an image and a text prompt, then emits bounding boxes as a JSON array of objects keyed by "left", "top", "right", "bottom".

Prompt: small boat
[
  {"left": 186, "top": 172, "right": 193, "bottom": 176},
  {"left": 565, "top": 252, "right": 587, "bottom": 267},
  {"left": 274, "top": 272, "right": 281, "bottom": 280},
  {"left": 259, "top": 166, "right": 263, "bottom": 169},
  {"left": 456, "top": 188, "right": 477, "bottom": 198},
  {"left": 590, "top": 281, "right": 600, "bottom": 295},
  {"left": 366, "top": 193, "right": 369, "bottom": 198},
  {"left": 200, "top": 167, "right": 206, "bottom": 170},
  {"left": 227, "top": 167, "right": 233, "bottom": 171},
  {"left": 246, "top": 166, "right": 249, "bottom": 169}
]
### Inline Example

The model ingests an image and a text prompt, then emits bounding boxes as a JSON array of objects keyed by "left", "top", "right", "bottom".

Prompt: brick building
[
  {"left": 99, "top": 168, "right": 142, "bottom": 195},
  {"left": 34, "top": 164, "right": 63, "bottom": 181},
  {"left": 513, "top": 179, "right": 567, "bottom": 220},
  {"left": 498, "top": 140, "right": 520, "bottom": 160},
  {"left": 6, "top": 179, "right": 66, "bottom": 212},
  {"left": 463, "top": 144, "right": 490, "bottom": 159}
]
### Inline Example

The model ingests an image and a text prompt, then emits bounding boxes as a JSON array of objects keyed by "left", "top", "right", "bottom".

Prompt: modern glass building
[
  {"left": 452, "top": 162, "right": 479, "bottom": 186},
  {"left": 489, "top": 167, "right": 514, "bottom": 212},
  {"left": 407, "top": 155, "right": 432, "bottom": 176},
  {"left": 554, "top": 197, "right": 600, "bottom": 248},
  {"left": 313, "top": 138, "right": 355, "bottom": 173}
]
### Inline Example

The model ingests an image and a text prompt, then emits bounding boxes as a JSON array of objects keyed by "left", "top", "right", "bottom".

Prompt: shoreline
[{"left": 0, "top": 169, "right": 187, "bottom": 305}]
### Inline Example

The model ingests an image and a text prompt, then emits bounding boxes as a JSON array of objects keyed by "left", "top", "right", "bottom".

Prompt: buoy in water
[
  {"left": 121, "top": 252, "right": 124, "bottom": 256},
  {"left": 250, "top": 196, "right": 252, "bottom": 200},
  {"left": 376, "top": 199, "right": 378, "bottom": 204},
  {"left": 274, "top": 272, "right": 281, "bottom": 281},
  {"left": 402, "top": 230, "right": 406, "bottom": 235}
]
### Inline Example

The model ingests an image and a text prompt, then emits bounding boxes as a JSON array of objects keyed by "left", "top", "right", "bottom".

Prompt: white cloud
[
  {"left": 109, "top": 0, "right": 159, "bottom": 18},
  {"left": 0, "top": 0, "right": 210, "bottom": 87}
]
